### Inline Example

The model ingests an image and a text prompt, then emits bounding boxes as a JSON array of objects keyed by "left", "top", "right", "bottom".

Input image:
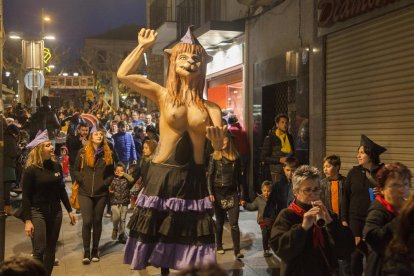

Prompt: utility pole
[{"left": 0, "top": 0, "right": 6, "bottom": 262}]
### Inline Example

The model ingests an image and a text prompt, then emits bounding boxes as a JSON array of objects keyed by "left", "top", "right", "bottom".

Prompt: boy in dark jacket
[
  {"left": 108, "top": 162, "right": 134, "bottom": 243},
  {"left": 271, "top": 156, "right": 300, "bottom": 218},
  {"left": 243, "top": 181, "right": 276, "bottom": 257}
]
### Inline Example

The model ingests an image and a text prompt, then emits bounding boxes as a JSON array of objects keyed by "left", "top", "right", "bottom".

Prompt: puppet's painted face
[{"left": 175, "top": 52, "right": 201, "bottom": 78}]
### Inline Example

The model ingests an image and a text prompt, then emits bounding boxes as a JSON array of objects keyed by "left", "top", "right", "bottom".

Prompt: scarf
[
  {"left": 275, "top": 129, "right": 292, "bottom": 154},
  {"left": 375, "top": 195, "right": 398, "bottom": 216},
  {"left": 94, "top": 146, "right": 104, "bottom": 164},
  {"left": 288, "top": 199, "right": 326, "bottom": 249}
]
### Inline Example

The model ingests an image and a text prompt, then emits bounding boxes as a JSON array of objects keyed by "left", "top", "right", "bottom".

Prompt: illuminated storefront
[{"left": 206, "top": 43, "right": 244, "bottom": 127}]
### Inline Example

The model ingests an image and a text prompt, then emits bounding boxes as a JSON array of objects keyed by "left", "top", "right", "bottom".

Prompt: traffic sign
[{"left": 24, "top": 71, "right": 45, "bottom": 91}]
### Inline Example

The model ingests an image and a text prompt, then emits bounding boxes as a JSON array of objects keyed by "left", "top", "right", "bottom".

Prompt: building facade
[{"left": 146, "top": 0, "right": 414, "bottom": 191}]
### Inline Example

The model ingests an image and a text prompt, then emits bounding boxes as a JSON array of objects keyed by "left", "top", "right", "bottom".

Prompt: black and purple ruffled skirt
[{"left": 124, "top": 162, "right": 216, "bottom": 270}]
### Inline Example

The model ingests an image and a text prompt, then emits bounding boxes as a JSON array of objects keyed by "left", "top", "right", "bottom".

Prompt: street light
[{"left": 41, "top": 8, "right": 51, "bottom": 34}]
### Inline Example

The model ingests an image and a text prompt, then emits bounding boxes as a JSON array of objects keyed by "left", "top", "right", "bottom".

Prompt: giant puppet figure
[{"left": 117, "top": 27, "right": 226, "bottom": 273}]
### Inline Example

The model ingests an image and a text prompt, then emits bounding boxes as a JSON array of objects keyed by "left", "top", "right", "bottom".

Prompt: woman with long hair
[
  {"left": 21, "top": 130, "right": 76, "bottom": 276},
  {"left": 72, "top": 126, "right": 114, "bottom": 264},
  {"left": 383, "top": 193, "right": 414, "bottom": 275},
  {"left": 363, "top": 162, "right": 411, "bottom": 276},
  {"left": 341, "top": 135, "right": 386, "bottom": 276},
  {"left": 118, "top": 27, "right": 226, "bottom": 274},
  {"left": 207, "top": 132, "right": 246, "bottom": 258}
]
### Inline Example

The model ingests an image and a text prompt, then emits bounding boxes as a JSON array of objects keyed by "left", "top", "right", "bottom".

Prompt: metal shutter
[{"left": 325, "top": 7, "right": 414, "bottom": 175}]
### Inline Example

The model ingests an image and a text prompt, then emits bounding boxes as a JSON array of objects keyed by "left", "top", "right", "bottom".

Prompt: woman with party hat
[
  {"left": 118, "top": 27, "right": 226, "bottom": 274},
  {"left": 341, "top": 135, "right": 387, "bottom": 276},
  {"left": 21, "top": 130, "right": 77, "bottom": 276}
]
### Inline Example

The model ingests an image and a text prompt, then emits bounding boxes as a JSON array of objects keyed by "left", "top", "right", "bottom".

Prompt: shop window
[{"left": 207, "top": 80, "right": 244, "bottom": 127}]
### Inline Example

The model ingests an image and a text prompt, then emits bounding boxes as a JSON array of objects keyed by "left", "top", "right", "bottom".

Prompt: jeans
[
  {"left": 78, "top": 195, "right": 107, "bottom": 251},
  {"left": 31, "top": 204, "right": 62, "bottom": 276},
  {"left": 214, "top": 202, "right": 241, "bottom": 253},
  {"left": 111, "top": 204, "right": 128, "bottom": 236}
]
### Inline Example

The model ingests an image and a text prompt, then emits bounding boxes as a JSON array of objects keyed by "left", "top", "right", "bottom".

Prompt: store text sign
[{"left": 318, "top": 0, "right": 400, "bottom": 27}]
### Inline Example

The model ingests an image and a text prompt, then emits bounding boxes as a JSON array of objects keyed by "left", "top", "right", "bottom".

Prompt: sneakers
[
  {"left": 112, "top": 229, "right": 118, "bottom": 240},
  {"left": 91, "top": 248, "right": 100, "bottom": 262},
  {"left": 264, "top": 250, "right": 272, "bottom": 257},
  {"left": 54, "top": 258, "right": 60, "bottom": 266},
  {"left": 104, "top": 213, "right": 111, "bottom": 218},
  {"left": 216, "top": 248, "right": 225, "bottom": 254},
  {"left": 82, "top": 251, "right": 90, "bottom": 265},
  {"left": 235, "top": 252, "right": 244, "bottom": 259}
]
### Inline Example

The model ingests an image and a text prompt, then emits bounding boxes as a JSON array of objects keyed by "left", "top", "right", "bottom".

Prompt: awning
[
  {"left": 193, "top": 20, "right": 245, "bottom": 48},
  {"left": 164, "top": 20, "right": 245, "bottom": 51},
  {"left": 153, "top": 21, "right": 177, "bottom": 55}
]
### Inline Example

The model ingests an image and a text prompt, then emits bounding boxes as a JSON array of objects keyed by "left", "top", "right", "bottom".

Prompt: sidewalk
[{"left": 4, "top": 184, "right": 280, "bottom": 275}]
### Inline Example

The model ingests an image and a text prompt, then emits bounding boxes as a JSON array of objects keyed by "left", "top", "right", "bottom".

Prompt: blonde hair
[
  {"left": 25, "top": 142, "right": 57, "bottom": 168},
  {"left": 165, "top": 43, "right": 208, "bottom": 110},
  {"left": 84, "top": 131, "right": 113, "bottom": 167}
]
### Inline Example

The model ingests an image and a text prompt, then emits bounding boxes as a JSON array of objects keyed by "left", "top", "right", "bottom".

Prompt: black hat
[{"left": 360, "top": 135, "right": 386, "bottom": 156}]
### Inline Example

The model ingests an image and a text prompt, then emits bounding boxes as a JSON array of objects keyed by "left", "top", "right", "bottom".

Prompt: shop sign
[{"left": 318, "top": 0, "right": 400, "bottom": 27}]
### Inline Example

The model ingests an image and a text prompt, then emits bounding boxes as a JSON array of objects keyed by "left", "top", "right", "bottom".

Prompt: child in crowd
[
  {"left": 108, "top": 162, "right": 135, "bottom": 243},
  {"left": 320, "top": 154, "right": 346, "bottom": 217},
  {"left": 271, "top": 156, "right": 300, "bottom": 217},
  {"left": 59, "top": 146, "right": 70, "bottom": 178},
  {"left": 321, "top": 154, "right": 350, "bottom": 276},
  {"left": 243, "top": 181, "right": 276, "bottom": 257}
]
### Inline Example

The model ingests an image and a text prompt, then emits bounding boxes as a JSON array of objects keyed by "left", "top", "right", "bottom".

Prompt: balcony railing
[
  {"left": 149, "top": 0, "right": 177, "bottom": 30},
  {"left": 177, "top": 0, "right": 201, "bottom": 39}
]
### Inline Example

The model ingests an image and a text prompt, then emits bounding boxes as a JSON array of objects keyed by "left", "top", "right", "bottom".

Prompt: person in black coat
[
  {"left": 382, "top": 192, "right": 414, "bottom": 276},
  {"left": 341, "top": 135, "right": 386, "bottom": 276},
  {"left": 271, "top": 157, "right": 299, "bottom": 218},
  {"left": 208, "top": 132, "right": 246, "bottom": 259},
  {"left": 3, "top": 124, "right": 20, "bottom": 215},
  {"left": 260, "top": 114, "right": 295, "bottom": 184},
  {"left": 66, "top": 122, "right": 89, "bottom": 184},
  {"left": 270, "top": 165, "right": 354, "bottom": 276},
  {"left": 363, "top": 163, "right": 411, "bottom": 276},
  {"left": 22, "top": 130, "right": 76, "bottom": 276},
  {"left": 72, "top": 126, "right": 114, "bottom": 264}
]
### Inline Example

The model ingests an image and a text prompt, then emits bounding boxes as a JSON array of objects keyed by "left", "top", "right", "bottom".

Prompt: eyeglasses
[{"left": 300, "top": 187, "right": 321, "bottom": 194}]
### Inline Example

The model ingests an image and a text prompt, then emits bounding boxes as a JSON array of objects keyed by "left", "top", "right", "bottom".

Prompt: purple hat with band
[{"left": 26, "top": 129, "right": 49, "bottom": 150}]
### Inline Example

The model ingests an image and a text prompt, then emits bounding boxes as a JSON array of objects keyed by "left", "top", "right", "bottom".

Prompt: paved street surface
[{"left": 5, "top": 182, "right": 280, "bottom": 276}]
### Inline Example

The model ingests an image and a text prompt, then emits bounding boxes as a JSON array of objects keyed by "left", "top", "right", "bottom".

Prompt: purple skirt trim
[
  {"left": 124, "top": 237, "right": 216, "bottom": 270},
  {"left": 135, "top": 194, "right": 213, "bottom": 212}
]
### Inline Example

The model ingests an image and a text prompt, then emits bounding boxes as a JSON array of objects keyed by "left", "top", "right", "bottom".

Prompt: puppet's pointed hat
[{"left": 164, "top": 26, "right": 213, "bottom": 63}]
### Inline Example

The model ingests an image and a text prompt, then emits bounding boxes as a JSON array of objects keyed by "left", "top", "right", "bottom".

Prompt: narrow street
[{"left": 5, "top": 182, "right": 280, "bottom": 276}]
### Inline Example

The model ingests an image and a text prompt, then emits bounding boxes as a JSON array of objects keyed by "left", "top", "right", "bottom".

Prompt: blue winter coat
[{"left": 112, "top": 132, "right": 137, "bottom": 162}]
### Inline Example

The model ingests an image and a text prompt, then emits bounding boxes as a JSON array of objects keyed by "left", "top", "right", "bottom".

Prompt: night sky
[{"left": 4, "top": 0, "right": 146, "bottom": 59}]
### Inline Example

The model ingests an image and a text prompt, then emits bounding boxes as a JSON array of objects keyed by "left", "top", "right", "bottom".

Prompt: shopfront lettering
[{"left": 318, "top": 0, "right": 399, "bottom": 27}]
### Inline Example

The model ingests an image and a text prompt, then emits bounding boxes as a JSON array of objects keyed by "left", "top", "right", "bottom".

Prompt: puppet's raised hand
[
  {"left": 138, "top": 28, "right": 158, "bottom": 49},
  {"left": 206, "top": 125, "right": 227, "bottom": 151}
]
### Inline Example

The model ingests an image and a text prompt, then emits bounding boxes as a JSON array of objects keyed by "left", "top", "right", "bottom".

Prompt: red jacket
[{"left": 228, "top": 123, "right": 250, "bottom": 156}]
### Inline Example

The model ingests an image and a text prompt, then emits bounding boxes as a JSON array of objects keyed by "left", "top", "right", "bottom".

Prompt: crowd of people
[{"left": 1, "top": 26, "right": 414, "bottom": 276}]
